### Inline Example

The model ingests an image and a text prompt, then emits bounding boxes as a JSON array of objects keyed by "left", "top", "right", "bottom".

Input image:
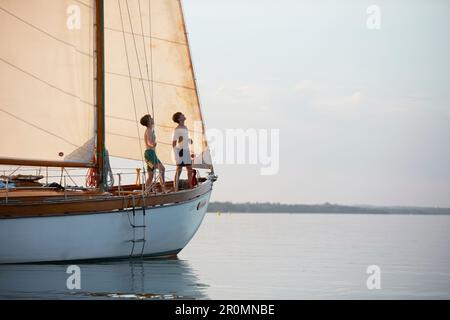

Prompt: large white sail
[
  {"left": 0, "top": 0, "right": 96, "bottom": 166},
  {"left": 104, "top": 0, "right": 212, "bottom": 168}
]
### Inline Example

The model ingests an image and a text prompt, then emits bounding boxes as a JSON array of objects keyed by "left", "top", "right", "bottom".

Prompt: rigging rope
[
  {"left": 104, "top": 149, "right": 115, "bottom": 187},
  {"left": 85, "top": 150, "right": 114, "bottom": 188},
  {"left": 138, "top": 0, "right": 157, "bottom": 187},
  {"left": 123, "top": 0, "right": 162, "bottom": 189},
  {"left": 139, "top": 0, "right": 155, "bottom": 120},
  {"left": 148, "top": 0, "right": 156, "bottom": 120},
  {"left": 124, "top": 0, "right": 151, "bottom": 117},
  {"left": 117, "top": 0, "right": 145, "bottom": 170},
  {"left": 86, "top": 155, "right": 97, "bottom": 187},
  {"left": 86, "top": 166, "right": 96, "bottom": 188},
  {"left": 63, "top": 168, "right": 78, "bottom": 187}
]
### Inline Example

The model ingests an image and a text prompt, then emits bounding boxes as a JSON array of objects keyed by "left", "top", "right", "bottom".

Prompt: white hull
[{"left": 0, "top": 191, "right": 211, "bottom": 264}]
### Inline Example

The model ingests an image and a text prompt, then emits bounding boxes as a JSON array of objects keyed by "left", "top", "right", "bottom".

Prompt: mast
[{"left": 95, "top": 0, "right": 106, "bottom": 191}]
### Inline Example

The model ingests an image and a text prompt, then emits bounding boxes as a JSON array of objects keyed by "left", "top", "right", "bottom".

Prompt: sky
[{"left": 179, "top": 0, "right": 450, "bottom": 207}]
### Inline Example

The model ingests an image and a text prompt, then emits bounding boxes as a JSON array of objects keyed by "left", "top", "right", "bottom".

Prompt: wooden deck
[{"left": 0, "top": 180, "right": 212, "bottom": 219}]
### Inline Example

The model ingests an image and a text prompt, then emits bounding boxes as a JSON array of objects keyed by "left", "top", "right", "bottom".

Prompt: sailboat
[{"left": 0, "top": 0, "right": 216, "bottom": 263}]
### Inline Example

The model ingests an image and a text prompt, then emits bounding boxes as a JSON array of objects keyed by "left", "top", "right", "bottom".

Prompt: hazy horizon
[{"left": 206, "top": 200, "right": 450, "bottom": 209}]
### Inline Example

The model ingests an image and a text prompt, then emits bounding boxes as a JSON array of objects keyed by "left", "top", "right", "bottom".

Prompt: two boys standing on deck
[{"left": 139, "top": 112, "right": 194, "bottom": 194}]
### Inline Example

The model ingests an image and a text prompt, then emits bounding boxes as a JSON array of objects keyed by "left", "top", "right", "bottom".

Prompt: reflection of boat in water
[
  {"left": 0, "top": 258, "right": 208, "bottom": 299},
  {"left": 0, "top": 0, "right": 216, "bottom": 263}
]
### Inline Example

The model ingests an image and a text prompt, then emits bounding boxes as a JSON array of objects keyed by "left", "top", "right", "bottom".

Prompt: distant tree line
[{"left": 207, "top": 202, "right": 450, "bottom": 215}]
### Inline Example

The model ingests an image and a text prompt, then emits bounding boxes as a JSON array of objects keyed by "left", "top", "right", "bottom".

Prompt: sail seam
[
  {"left": 0, "top": 57, "right": 94, "bottom": 107},
  {"left": 73, "top": 0, "right": 93, "bottom": 9},
  {"left": 106, "top": 131, "right": 172, "bottom": 146},
  {"left": 105, "top": 114, "right": 204, "bottom": 133},
  {"left": 104, "top": 27, "right": 187, "bottom": 46},
  {"left": 105, "top": 71, "right": 195, "bottom": 91},
  {"left": 0, "top": 108, "right": 81, "bottom": 148},
  {"left": 0, "top": 7, "right": 93, "bottom": 58}
]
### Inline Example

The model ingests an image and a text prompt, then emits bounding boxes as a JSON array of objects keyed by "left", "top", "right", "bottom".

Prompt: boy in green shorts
[{"left": 140, "top": 114, "right": 166, "bottom": 193}]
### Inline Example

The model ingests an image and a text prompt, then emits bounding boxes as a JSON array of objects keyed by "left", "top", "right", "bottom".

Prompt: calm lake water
[{"left": 0, "top": 213, "right": 449, "bottom": 299}]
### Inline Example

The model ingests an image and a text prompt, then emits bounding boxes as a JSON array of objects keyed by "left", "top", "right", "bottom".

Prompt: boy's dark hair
[
  {"left": 140, "top": 114, "right": 152, "bottom": 127},
  {"left": 172, "top": 112, "right": 183, "bottom": 124}
]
